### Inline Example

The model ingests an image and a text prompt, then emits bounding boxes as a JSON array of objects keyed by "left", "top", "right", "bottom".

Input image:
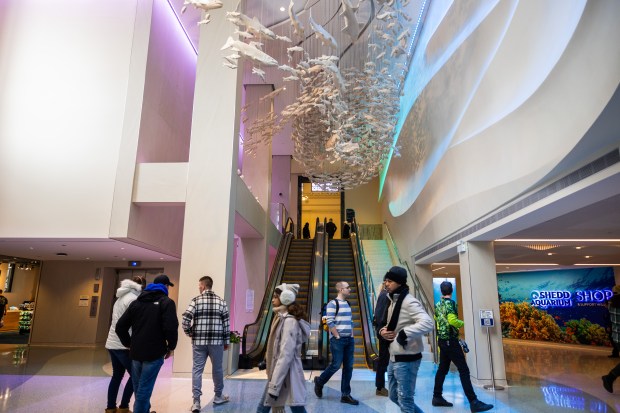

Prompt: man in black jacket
[
  {"left": 373, "top": 285, "right": 390, "bottom": 396},
  {"left": 116, "top": 274, "right": 179, "bottom": 413}
]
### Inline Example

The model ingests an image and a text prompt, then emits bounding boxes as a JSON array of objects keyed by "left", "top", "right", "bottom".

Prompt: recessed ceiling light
[
  {"left": 56, "top": 252, "right": 68, "bottom": 256},
  {"left": 575, "top": 246, "right": 582, "bottom": 250},
  {"left": 29, "top": 247, "right": 34, "bottom": 250},
  {"left": 121, "top": 247, "right": 125, "bottom": 250},
  {"left": 547, "top": 253, "right": 554, "bottom": 256},
  {"left": 160, "top": 257, "right": 164, "bottom": 260},
  {"left": 585, "top": 256, "right": 591, "bottom": 259},
  {"left": 280, "top": 6, "right": 285, "bottom": 12},
  {"left": 86, "top": 258, "right": 90, "bottom": 260}
]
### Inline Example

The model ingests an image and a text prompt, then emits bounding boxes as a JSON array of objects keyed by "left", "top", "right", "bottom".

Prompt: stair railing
[
  {"left": 383, "top": 222, "right": 437, "bottom": 363},
  {"left": 306, "top": 217, "right": 326, "bottom": 368}
]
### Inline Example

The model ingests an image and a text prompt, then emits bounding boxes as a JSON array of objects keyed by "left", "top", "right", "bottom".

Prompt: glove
[
  {"left": 269, "top": 392, "right": 278, "bottom": 401},
  {"left": 396, "top": 330, "right": 408, "bottom": 347}
]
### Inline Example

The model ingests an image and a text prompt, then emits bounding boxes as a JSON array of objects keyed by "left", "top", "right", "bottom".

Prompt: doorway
[{"left": 298, "top": 177, "right": 344, "bottom": 239}]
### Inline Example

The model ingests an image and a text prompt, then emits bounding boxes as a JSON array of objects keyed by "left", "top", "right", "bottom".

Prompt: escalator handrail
[
  {"left": 350, "top": 218, "right": 379, "bottom": 368},
  {"left": 318, "top": 217, "right": 330, "bottom": 362},
  {"left": 242, "top": 231, "right": 293, "bottom": 359}
]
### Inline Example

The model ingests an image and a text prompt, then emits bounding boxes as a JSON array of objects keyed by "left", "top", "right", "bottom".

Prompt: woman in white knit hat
[{"left": 257, "top": 283, "right": 310, "bottom": 413}]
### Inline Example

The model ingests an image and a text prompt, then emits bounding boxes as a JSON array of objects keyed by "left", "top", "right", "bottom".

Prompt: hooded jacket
[
  {"left": 116, "top": 283, "right": 179, "bottom": 361},
  {"left": 265, "top": 313, "right": 311, "bottom": 408},
  {"left": 385, "top": 291, "right": 434, "bottom": 361},
  {"left": 105, "top": 279, "right": 142, "bottom": 350}
]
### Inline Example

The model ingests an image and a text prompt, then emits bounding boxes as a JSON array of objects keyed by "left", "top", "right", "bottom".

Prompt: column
[
  {"left": 458, "top": 241, "right": 507, "bottom": 386},
  {"left": 173, "top": 3, "right": 243, "bottom": 374}
]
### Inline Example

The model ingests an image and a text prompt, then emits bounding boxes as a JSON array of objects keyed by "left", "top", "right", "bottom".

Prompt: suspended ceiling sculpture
[{"left": 184, "top": 0, "right": 425, "bottom": 190}]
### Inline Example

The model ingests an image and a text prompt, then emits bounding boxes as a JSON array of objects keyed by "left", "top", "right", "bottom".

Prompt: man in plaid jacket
[{"left": 182, "top": 276, "right": 231, "bottom": 412}]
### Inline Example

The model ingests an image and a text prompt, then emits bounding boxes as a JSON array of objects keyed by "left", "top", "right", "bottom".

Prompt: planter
[{"left": 227, "top": 342, "right": 240, "bottom": 375}]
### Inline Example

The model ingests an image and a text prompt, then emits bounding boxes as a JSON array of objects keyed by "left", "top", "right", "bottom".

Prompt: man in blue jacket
[{"left": 116, "top": 274, "right": 179, "bottom": 413}]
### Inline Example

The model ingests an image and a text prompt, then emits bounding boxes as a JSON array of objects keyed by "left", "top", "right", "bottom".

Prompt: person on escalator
[
  {"left": 257, "top": 283, "right": 310, "bottom": 413},
  {"left": 314, "top": 281, "right": 359, "bottom": 405},
  {"left": 325, "top": 218, "right": 337, "bottom": 239},
  {"left": 372, "top": 284, "right": 390, "bottom": 397},
  {"left": 303, "top": 222, "right": 311, "bottom": 239}
]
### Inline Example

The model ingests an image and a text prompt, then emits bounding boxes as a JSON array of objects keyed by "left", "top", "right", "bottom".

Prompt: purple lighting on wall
[{"left": 165, "top": 0, "right": 198, "bottom": 55}]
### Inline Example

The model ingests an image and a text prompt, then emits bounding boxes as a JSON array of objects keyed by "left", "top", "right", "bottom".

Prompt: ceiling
[{"left": 2, "top": 0, "right": 618, "bottom": 274}]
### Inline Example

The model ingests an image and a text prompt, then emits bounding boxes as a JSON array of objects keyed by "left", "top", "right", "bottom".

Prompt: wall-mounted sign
[
  {"left": 479, "top": 309, "right": 494, "bottom": 327},
  {"left": 530, "top": 289, "right": 612, "bottom": 309},
  {"left": 79, "top": 295, "right": 89, "bottom": 307}
]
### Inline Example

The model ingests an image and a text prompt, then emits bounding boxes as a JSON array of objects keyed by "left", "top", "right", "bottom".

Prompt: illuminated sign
[{"left": 531, "top": 289, "right": 612, "bottom": 309}]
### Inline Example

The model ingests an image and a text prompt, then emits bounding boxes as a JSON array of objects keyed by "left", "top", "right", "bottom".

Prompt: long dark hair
[{"left": 287, "top": 302, "right": 307, "bottom": 321}]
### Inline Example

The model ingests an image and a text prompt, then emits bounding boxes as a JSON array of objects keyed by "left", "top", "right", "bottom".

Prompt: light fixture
[
  {"left": 585, "top": 256, "right": 591, "bottom": 259},
  {"left": 279, "top": 6, "right": 285, "bottom": 12},
  {"left": 497, "top": 239, "right": 620, "bottom": 242},
  {"left": 575, "top": 263, "right": 620, "bottom": 266},
  {"left": 301, "top": 195, "right": 309, "bottom": 201},
  {"left": 432, "top": 266, "right": 445, "bottom": 272},
  {"left": 575, "top": 246, "right": 582, "bottom": 250},
  {"left": 496, "top": 263, "right": 559, "bottom": 266},
  {"left": 522, "top": 243, "right": 559, "bottom": 251},
  {"left": 547, "top": 253, "right": 554, "bottom": 256}
]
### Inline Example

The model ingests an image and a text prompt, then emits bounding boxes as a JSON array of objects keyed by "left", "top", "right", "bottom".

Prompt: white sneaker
[
  {"left": 213, "top": 394, "right": 230, "bottom": 405},
  {"left": 191, "top": 400, "right": 201, "bottom": 412}
]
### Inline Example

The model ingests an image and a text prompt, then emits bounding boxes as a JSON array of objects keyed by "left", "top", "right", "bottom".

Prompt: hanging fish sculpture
[
  {"left": 288, "top": 0, "right": 305, "bottom": 39},
  {"left": 309, "top": 12, "right": 338, "bottom": 51},
  {"left": 221, "top": 37, "right": 279, "bottom": 67},
  {"left": 181, "top": 0, "right": 223, "bottom": 25},
  {"left": 340, "top": 0, "right": 362, "bottom": 42}
]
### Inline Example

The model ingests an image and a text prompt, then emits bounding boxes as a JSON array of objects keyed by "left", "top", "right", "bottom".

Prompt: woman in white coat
[
  {"left": 104, "top": 276, "right": 144, "bottom": 413},
  {"left": 257, "top": 283, "right": 310, "bottom": 413}
]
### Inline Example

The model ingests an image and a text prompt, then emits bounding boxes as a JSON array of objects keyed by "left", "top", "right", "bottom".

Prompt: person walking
[
  {"left": 257, "top": 283, "right": 310, "bottom": 413},
  {"left": 378, "top": 266, "right": 434, "bottom": 413},
  {"left": 433, "top": 281, "right": 493, "bottom": 412},
  {"left": 314, "top": 281, "right": 359, "bottom": 405},
  {"left": 116, "top": 274, "right": 178, "bottom": 413},
  {"left": 0, "top": 289, "right": 7, "bottom": 328},
  {"left": 372, "top": 286, "right": 390, "bottom": 396},
  {"left": 182, "top": 276, "right": 231, "bottom": 412},
  {"left": 303, "top": 222, "right": 311, "bottom": 239},
  {"left": 104, "top": 276, "right": 144, "bottom": 413},
  {"left": 602, "top": 285, "right": 620, "bottom": 393}
]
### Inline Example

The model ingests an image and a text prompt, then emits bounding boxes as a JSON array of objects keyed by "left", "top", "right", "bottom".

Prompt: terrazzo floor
[{"left": 0, "top": 339, "right": 618, "bottom": 412}]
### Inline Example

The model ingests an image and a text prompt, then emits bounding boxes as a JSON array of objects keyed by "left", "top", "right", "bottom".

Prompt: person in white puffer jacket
[{"left": 104, "top": 276, "right": 144, "bottom": 413}]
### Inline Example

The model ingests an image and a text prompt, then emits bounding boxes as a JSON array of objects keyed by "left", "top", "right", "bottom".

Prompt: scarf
[{"left": 383, "top": 284, "right": 409, "bottom": 331}]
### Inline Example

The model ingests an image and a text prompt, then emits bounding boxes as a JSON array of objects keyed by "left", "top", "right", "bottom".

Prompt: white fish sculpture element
[
  {"left": 309, "top": 13, "right": 338, "bottom": 51},
  {"left": 221, "top": 37, "right": 279, "bottom": 67},
  {"left": 340, "top": 0, "right": 362, "bottom": 41},
  {"left": 288, "top": 0, "right": 305, "bottom": 38},
  {"left": 226, "top": 12, "right": 277, "bottom": 40}
]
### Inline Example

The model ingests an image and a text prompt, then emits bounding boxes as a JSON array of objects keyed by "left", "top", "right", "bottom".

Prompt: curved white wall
[{"left": 382, "top": 0, "right": 620, "bottom": 254}]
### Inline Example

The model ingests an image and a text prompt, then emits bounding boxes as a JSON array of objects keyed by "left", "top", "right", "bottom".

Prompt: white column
[
  {"left": 458, "top": 241, "right": 507, "bottom": 386},
  {"left": 173, "top": 4, "right": 243, "bottom": 374}
]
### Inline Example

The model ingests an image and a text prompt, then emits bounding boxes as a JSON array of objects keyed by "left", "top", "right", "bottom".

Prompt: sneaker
[
  {"left": 340, "top": 395, "right": 359, "bottom": 405},
  {"left": 432, "top": 396, "right": 453, "bottom": 407},
  {"left": 376, "top": 388, "right": 389, "bottom": 397},
  {"left": 213, "top": 394, "right": 230, "bottom": 405},
  {"left": 191, "top": 400, "right": 201, "bottom": 412},
  {"left": 470, "top": 399, "right": 493, "bottom": 412},
  {"left": 602, "top": 375, "right": 614, "bottom": 393},
  {"left": 314, "top": 377, "right": 323, "bottom": 398}
]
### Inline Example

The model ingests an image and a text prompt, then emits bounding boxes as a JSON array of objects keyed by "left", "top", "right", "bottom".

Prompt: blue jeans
[
  {"left": 388, "top": 359, "right": 424, "bottom": 413},
  {"left": 256, "top": 383, "right": 307, "bottom": 413},
  {"left": 107, "top": 349, "right": 133, "bottom": 409},
  {"left": 317, "top": 336, "right": 354, "bottom": 396},
  {"left": 132, "top": 357, "right": 164, "bottom": 413},
  {"left": 193, "top": 344, "right": 224, "bottom": 400}
]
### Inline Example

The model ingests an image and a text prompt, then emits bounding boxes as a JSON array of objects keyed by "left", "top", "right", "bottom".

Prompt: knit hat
[
  {"left": 384, "top": 266, "right": 407, "bottom": 285},
  {"left": 276, "top": 283, "right": 300, "bottom": 305}
]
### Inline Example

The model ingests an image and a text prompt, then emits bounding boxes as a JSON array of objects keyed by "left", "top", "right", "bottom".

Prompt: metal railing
[{"left": 383, "top": 222, "right": 438, "bottom": 363}]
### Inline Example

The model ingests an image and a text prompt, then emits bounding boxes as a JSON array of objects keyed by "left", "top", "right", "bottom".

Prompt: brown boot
[
  {"left": 105, "top": 409, "right": 117, "bottom": 413},
  {"left": 116, "top": 409, "right": 132, "bottom": 413}
]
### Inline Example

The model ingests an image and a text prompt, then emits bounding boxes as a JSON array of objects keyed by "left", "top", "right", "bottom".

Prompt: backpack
[{"left": 320, "top": 299, "right": 350, "bottom": 331}]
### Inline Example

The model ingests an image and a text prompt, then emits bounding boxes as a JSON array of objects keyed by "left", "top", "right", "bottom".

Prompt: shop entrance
[{"left": 0, "top": 260, "right": 40, "bottom": 345}]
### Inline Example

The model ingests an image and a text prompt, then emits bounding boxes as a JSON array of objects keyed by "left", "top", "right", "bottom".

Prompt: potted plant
[{"left": 227, "top": 331, "right": 241, "bottom": 374}]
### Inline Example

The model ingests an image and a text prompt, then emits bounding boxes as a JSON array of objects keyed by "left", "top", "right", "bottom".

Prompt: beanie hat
[
  {"left": 276, "top": 283, "right": 300, "bottom": 306},
  {"left": 384, "top": 266, "right": 407, "bottom": 285}
]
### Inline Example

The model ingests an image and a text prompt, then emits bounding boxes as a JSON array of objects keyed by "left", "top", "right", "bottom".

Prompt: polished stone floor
[{"left": 0, "top": 339, "right": 618, "bottom": 412}]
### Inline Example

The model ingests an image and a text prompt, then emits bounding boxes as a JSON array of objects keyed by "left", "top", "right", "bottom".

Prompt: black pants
[
  {"left": 433, "top": 338, "right": 477, "bottom": 401},
  {"left": 375, "top": 337, "right": 390, "bottom": 389}
]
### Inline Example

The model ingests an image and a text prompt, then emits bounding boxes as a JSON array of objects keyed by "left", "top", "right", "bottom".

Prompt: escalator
[
  {"left": 319, "top": 234, "right": 378, "bottom": 369},
  {"left": 239, "top": 221, "right": 319, "bottom": 368}
]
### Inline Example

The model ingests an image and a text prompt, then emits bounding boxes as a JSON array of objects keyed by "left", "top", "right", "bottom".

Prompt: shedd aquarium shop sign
[{"left": 531, "top": 289, "right": 612, "bottom": 309}]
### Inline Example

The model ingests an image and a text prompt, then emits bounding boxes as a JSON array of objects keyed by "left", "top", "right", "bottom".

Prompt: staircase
[
  {"left": 280, "top": 239, "right": 313, "bottom": 312},
  {"left": 327, "top": 239, "right": 366, "bottom": 368},
  {"left": 362, "top": 239, "right": 395, "bottom": 294}
]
